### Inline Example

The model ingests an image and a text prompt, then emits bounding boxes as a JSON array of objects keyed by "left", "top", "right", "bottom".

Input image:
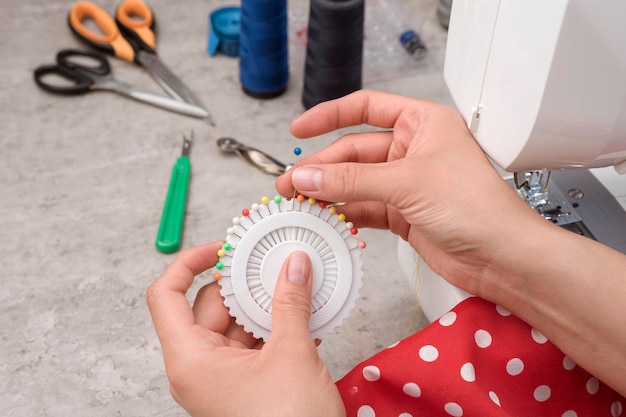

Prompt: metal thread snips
[{"left": 217, "top": 137, "right": 292, "bottom": 176}]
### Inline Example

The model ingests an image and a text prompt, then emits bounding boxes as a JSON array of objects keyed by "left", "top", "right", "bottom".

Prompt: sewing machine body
[
  {"left": 401, "top": 0, "right": 626, "bottom": 322},
  {"left": 444, "top": 0, "right": 626, "bottom": 173}
]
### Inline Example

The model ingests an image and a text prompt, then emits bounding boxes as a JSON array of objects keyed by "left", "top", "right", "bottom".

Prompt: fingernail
[
  {"left": 288, "top": 252, "right": 311, "bottom": 285},
  {"left": 292, "top": 167, "right": 322, "bottom": 192}
]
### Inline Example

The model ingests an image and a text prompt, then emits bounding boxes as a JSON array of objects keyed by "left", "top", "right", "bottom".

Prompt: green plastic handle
[{"left": 155, "top": 156, "right": 190, "bottom": 253}]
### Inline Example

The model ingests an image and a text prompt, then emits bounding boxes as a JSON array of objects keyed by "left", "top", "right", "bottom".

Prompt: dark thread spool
[
  {"left": 239, "top": 0, "right": 289, "bottom": 98},
  {"left": 302, "top": 0, "right": 364, "bottom": 109}
]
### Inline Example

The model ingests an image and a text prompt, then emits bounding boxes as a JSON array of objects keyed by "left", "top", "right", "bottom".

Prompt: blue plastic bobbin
[
  {"left": 207, "top": 6, "right": 241, "bottom": 57},
  {"left": 399, "top": 29, "right": 428, "bottom": 59}
]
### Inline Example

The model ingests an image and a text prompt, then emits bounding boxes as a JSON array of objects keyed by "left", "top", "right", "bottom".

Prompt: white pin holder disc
[{"left": 216, "top": 196, "right": 364, "bottom": 341}]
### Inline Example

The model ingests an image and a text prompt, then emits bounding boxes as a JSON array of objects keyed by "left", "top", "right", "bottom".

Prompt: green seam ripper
[{"left": 155, "top": 131, "right": 193, "bottom": 253}]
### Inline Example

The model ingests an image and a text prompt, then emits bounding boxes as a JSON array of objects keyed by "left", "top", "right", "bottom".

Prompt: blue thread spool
[
  {"left": 239, "top": 0, "right": 289, "bottom": 98},
  {"left": 207, "top": 7, "right": 241, "bottom": 57}
]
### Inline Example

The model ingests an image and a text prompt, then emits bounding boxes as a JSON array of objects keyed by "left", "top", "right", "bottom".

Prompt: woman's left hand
[{"left": 146, "top": 242, "right": 345, "bottom": 417}]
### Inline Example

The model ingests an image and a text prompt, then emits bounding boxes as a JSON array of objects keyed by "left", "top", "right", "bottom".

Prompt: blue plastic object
[
  {"left": 399, "top": 29, "right": 428, "bottom": 58},
  {"left": 208, "top": 6, "right": 241, "bottom": 57}
]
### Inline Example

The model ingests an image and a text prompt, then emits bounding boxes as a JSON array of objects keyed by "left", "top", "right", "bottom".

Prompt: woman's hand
[
  {"left": 147, "top": 242, "right": 345, "bottom": 417},
  {"left": 276, "top": 89, "right": 626, "bottom": 397},
  {"left": 276, "top": 89, "right": 541, "bottom": 297}
]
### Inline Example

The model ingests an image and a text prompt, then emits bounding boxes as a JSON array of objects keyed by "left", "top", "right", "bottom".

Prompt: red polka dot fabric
[{"left": 336, "top": 297, "right": 624, "bottom": 417}]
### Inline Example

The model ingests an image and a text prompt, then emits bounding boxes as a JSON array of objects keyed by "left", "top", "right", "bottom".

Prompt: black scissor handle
[
  {"left": 33, "top": 49, "right": 110, "bottom": 95},
  {"left": 33, "top": 64, "right": 95, "bottom": 95},
  {"left": 57, "top": 49, "right": 110, "bottom": 76}
]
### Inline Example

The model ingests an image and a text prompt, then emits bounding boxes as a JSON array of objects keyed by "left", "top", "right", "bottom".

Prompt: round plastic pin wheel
[{"left": 216, "top": 196, "right": 364, "bottom": 341}]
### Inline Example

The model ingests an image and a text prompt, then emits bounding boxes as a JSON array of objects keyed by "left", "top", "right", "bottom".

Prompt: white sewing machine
[{"left": 398, "top": 0, "right": 626, "bottom": 322}]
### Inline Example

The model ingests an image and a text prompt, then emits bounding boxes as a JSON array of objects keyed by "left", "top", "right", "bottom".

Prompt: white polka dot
[
  {"left": 460, "top": 362, "right": 476, "bottom": 382},
  {"left": 444, "top": 402, "right": 463, "bottom": 416},
  {"left": 489, "top": 391, "right": 501, "bottom": 406},
  {"left": 419, "top": 345, "right": 439, "bottom": 362},
  {"left": 563, "top": 356, "right": 576, "bottom": 370},
  {"left": 531, "top": 328, "right": 548, "bottom": 344},
  {"left": 534, "top": 385, "right": 551, "bottom": 402},
  {"left": 474, "top": 329, "right": 492, "bottom": 348},
  {"left": 496, "top": 305, "right": 511, "bottom": 316},
  {"left": 402, "top": 382, "right": 421, "bottom": 398},
  {"left": 362, "top": 365, "right": 381, "bottom": 382},
  {"left": 611, "top": 401, "right": 623, "bottom": 417},
  {"left": 586, "top": 377, "right": 599, "bottom": 395},
  {"left": 387, "top": 341, "right": 400, "bottom": 349},
  {"left": 562, "top": 411, "right": 578, "bottom": 417},
  {"left": 439, "top": 311, "right": 457, "bottom": 326},
  {"left": 506, "top": 358, "right": 524, "bottom": 376},
  {"left": 399, "top": 413, "right": 413, "bottom": 417},
  {"left": 358, "top": 405, "right": 376, "bottom": 417}
]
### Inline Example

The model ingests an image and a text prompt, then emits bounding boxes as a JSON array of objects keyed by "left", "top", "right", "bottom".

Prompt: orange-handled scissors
[
  {"left": 68, "top": 0, "right": 214, "bottom": 125},
  {"left": 68, "top": 0, "right": 155, "bottom": 63}
]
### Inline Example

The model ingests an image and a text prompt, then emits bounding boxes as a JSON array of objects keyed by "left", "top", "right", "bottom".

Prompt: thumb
[{"left": 269, "top": 251, "right": 314, "bottom": 342}]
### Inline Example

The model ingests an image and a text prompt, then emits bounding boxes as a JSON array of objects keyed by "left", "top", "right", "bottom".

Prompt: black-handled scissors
[
  {"left": 34, "top": 49, "right": 211, "bottom": 120},
  {"left": 67, "top": 0, "right": 214, "bottom": 125}
]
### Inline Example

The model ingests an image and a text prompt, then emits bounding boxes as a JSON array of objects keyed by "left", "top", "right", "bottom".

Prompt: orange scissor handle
[
  {"left": 115, "top": 0, "right": 156, "bottom": 51},
  {"left": 68, "top": 1, "right": 135, "bottom": 62}
]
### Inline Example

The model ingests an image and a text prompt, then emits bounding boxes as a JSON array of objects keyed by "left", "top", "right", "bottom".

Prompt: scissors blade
[
  {"left": 136, "top": 50, "right": 205, "bottom": 107},
  {"left": 95, "top": 78, "right": 212, "bottom": 122},
  {"left": 127, "top": 89, "right": 211, "bottom": 120}
]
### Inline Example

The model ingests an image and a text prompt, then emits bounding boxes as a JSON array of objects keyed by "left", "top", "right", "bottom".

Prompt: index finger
[
  {"left": 290, "top": 89, "right": 427, "bottom": 138},
  {"left": 275, "top": 130, "right": 393, "bottom": 197},
  {"left": 146, "top": 242, "right": 223, "bottom": 347}
]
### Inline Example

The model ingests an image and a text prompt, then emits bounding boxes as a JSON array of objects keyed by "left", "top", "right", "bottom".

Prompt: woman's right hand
[
  {"left": 276, "top": 89, "right": 626, "bottom": 397},
  {"left": 276, "top": 89, "right": 544, "bottom": 297}
]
